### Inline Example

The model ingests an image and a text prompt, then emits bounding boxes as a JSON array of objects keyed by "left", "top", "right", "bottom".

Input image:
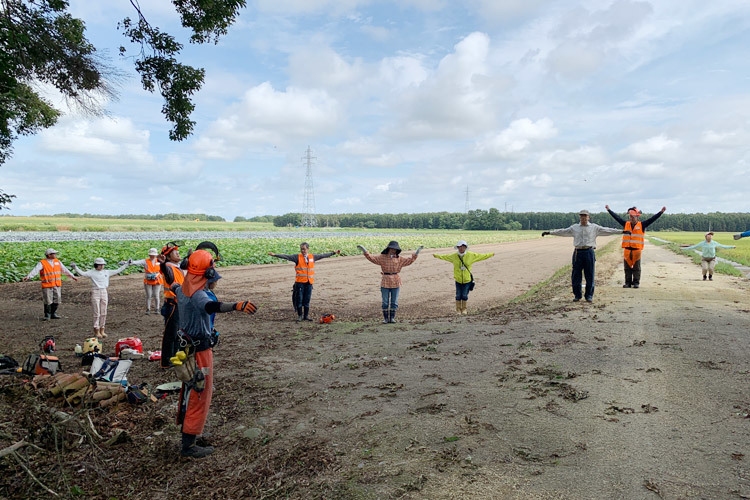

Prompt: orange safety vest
[
  {"left": 295, "top": 254, "right": 315, "bottom": 284},
  {"left": 144, "top": 258, "right": 163, "bottom": 285},
  {"left": 622, "top": 221, "right": 645, "bottom": 249},
  {"left": 40, "top": 259, "right": 62, "bottom": 288},
  {"left": 163, "top": 262, "right": 185, "bottom": 299}
]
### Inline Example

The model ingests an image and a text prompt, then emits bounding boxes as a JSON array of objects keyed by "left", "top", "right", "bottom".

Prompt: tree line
[
  {"left": 269, "top": 210, "right": 750, "bottom": 232},
  {"left": 27, "top": 213, "right": 226, "bottom": 222}
]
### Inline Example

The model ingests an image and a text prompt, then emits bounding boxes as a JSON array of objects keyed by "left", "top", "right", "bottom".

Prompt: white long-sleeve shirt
[
  {"left": 26, "top": 259, "right": 76, "bottom": 281},
  {"left": 72, "top": 262, "right": 130, "bottom": 289},
  {"left": 548, "top": 223, "right": 622, "bottom": 249}
]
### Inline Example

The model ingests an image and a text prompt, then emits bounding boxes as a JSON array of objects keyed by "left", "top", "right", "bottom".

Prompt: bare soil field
[{"left": 1, "top": 238, "right": 749, "bottom": 499}]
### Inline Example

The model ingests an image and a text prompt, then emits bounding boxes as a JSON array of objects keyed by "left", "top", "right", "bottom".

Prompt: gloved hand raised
[
  {"left": 415, "top": 245, "right": 424, "bottom": 255},
  {"left": 541, "top": 231, "right": 550, "bottom": 237},
  {"left": 234, "top": 301, "right": 257, "bottom": 314}
]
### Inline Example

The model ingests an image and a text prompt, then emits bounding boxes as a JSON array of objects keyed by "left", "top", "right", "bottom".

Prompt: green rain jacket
[{"left": 433, "top": 251, "right": 494, "bottom": 284}]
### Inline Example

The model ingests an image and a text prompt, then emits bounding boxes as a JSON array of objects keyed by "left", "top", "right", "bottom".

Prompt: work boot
[
  {"left": 456, "top": 301, "right": 462, "bottom": 314},
  {"left": 181, "top": 433, "right": 214, "bottom": 459},
  {"left": 43, "top": 305, "right": 51, "bottom": 321},
  {"left": 382, "top": 310, "right": 389, "bottom": 324},
  {"left": 50, "top": 303, "right": 61, "bottom": 319},
  {"left": 389, "top": 309, "right": 396, "bottom": 323},
  {"left": 303, "top": 307, "right": 313, "bottom": 321}
]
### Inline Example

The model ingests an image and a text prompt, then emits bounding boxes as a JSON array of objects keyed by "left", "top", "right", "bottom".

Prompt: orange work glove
[{"left": 234, "top": 301, "right": 257, "bottom": 314}]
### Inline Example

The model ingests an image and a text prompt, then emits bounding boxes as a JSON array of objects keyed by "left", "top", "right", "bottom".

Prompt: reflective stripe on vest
[
  {"left": 622, "top": 221, "right": 645, "bottom": 249},
  {"left": 163, "top": 263, "right": 185, "bottom": 299},
  {"left": 144, "top": 258, "right": 162, "bottom": 285},
  {"left": 40, "top": 259, "right": 62, "bottom": 288},
  {"left": 295, "top": 254, "right": 315, "bottom": 284}
]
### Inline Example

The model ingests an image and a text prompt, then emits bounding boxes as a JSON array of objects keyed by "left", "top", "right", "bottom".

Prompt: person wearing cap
[
  {"left": 359, "top": 241, "right": 419, "bottom": 323},
  {"left": 542, "top": 210, "right": 625, "bottom": 302},
  {"left": 433, "top": 241, "right": 494, "bottom": 315},
  {"left": 159, "top": 242, "right": 186, "bottom": 368},
  {"left": 159, "top": 242, "right": 257, "bottom": 458},
  {"left": 605, "top": 205, "right": 666, "bottom": 288},
  {"left": 71, "top": 258, "right": 131, "bottom": 338},
  {"left": 268, "top": 243, "right": 341, "bottom": 322},
  {"left": 23, "top": 248, "right": 78, "bottom": 320},
  {"left": 129, "top": 248, "right": 164, "bottom": 314},
  {"left": 680, "top": 232, "right": 735, "bottom": 281}
]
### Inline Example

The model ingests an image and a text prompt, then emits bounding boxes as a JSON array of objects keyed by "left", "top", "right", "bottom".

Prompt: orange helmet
[
  {"left": 187, "top": 249, "right": 214, "bottom": 276},
  {"left": 320, "top": 313, "right": 335, "bottom": 324}
]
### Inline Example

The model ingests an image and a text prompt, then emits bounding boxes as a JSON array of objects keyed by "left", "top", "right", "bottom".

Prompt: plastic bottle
[{"left": 74, "top": 344, "right": 83, "bottom": 357}]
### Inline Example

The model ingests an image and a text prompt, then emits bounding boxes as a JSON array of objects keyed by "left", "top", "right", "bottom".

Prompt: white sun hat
[{"left": 455, "top": 240, "right": 469, "bottom": 249}]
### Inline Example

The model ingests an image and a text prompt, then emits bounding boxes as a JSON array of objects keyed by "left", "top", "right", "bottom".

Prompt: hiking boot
[{"left": 181, "top": 444, "right": 215, "bottom": 458}]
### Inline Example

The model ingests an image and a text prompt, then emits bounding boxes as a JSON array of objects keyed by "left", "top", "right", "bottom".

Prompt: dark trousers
[
  {"left": 292, "top": 282, "right": 313, "bottom": 311},
  {"left": 623, "top": 259, "right": 642, "bottom": 286},
  {"left": 161, "top": 299, "right": 179, "bottom": 367},
  {"left": 455, "top": 281, "right": 472, "bottom": 301},
  {"left": 571, "top": 248, "right": 595, "bottom": 300}
]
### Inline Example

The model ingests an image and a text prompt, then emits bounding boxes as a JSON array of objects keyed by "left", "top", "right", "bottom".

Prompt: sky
[{"left": 3, "top": 0, "right": 750, "bottom": 220}]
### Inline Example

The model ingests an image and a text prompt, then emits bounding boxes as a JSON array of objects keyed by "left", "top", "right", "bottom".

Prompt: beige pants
[
  {"left": 701, "top": 257, "right": 716, "bottom": 276},
  {"left": 144, "top": 283, "right": 162, "bottom": 311},
  {"left": 92, "top": 288, "right": 109, "bottom": 328},
  {"left": 42, "top": 287, "right": 62, "bottom": 305}
]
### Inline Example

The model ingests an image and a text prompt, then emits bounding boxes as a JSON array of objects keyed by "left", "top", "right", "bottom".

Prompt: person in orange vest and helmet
[
  {"left": 159, "top": 241, "right": 257, "bottom": 458},
  {"left": 268, "top": 242, "right": 340, "bottom": 321},
  {"left": 605, "top": 205, "right": 666, "bottom": 288},
  {"left": 129, "top": 248, "right": 164, "bottom": 314},
  {"left": 159, "top": 241, "right": 185, "bottom": 368},
  {"left": 23, "top": 248, "right": 78, "bottom": 320}
]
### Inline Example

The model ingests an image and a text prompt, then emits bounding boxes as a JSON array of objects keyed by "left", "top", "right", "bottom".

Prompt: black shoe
[
  {"left": 296, "top": 315, "right": 303, "bottom": 322},
  {"left": 632, "top": 284, "right": 639, "bottom": 289},
  {"left": 585, "top": 297, "right": 593, "bottom": 303},
  {"left": 573, "top": 298, "right": 581, "bottom": 302},
  {"left": 703, "top": 275, "right": 707, "bottom": 280},
  {"left": 304, "top": 316, "right": 314, "bottom": 321},
  {"left": 181, "top": 444, "right": 215, "bottom": 458},
  {"left": 623, "top": 284, "right": 631, "bottom": 288},
  {"left": 709, "top": 275, "right": 713, "bottom": 281}
]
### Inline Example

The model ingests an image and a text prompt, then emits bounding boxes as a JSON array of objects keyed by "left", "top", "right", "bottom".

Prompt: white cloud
[
  {"left": 476, "top": 118, "right": 558, "bottom": 158},
  {"left": 621, "top": 134, "right": 681, "bottom": 161}
]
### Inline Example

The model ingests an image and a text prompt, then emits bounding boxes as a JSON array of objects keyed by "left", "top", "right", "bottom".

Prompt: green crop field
[
  {"left": 0, "top": 231, "right": 540, "bottom": 283},
  {"left": 648, "top": 231, "right": 750, "bottom": 276},
  {"left": 0, "top": 216, "right": 279, "bottom": 232}
]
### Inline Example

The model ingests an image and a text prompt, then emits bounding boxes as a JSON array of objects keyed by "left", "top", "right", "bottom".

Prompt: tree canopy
[{"left": 0, "top": 0, "right": 246, "bottom": 208}]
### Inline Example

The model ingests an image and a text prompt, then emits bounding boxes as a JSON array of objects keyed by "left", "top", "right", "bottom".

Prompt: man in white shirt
[{"left": 542, "top": 210, "right": 625, "bottom": 303}]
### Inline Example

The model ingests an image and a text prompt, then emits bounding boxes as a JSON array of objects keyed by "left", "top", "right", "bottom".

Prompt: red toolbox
[{"left": 115, "top": 337, "right": 143, "bottom": 357}]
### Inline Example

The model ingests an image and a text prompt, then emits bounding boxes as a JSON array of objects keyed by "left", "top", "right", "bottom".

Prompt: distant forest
[
  {"left": 266, "top": 210, "right": 750, "bottom": 232},
  {"left": 31, "top": 213, "right": 227, "bottom": 221}
]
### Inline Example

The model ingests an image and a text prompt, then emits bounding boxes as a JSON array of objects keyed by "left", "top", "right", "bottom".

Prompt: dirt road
[{"left": 1, "top": 237, "right": 748, "bottom": 499}]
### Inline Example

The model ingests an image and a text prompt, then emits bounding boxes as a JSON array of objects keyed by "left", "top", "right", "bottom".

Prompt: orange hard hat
[{"left": 187, "top": 249, "right": 214, "bottom": 276}]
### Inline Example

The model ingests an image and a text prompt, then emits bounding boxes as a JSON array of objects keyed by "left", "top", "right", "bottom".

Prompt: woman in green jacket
[{"left": 433, "top": 240, "right": 494, "bottom": 315}]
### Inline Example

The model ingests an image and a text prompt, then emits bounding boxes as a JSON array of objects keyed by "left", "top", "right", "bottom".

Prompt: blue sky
[{"left": 4, "top": 0, "right": 750, "bottom": 220}]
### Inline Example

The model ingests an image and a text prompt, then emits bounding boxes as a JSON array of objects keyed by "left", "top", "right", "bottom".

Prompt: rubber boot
[
  {"left": 623, "top": 265, "right": 632, "bottom": 288},
  {"left": 43, "top": 304, "right": 51, "bottom": 321},
  {"left": 461, "top": 300, "right": 468, "bottom": 315},
  {"left": 50, "top": 303, "right": 61, "bottom": 319},
  {"left": 456, "top": 301, "right": 462, "bottom": 314},
  {"left": 303, "top": 306, "right": 313, "bottom": 321},
  {"left": 180, "top": 433, "right": 214, "bottom": 458},
  {"left": 94, "top": 327, "right": 102, "bottom": 339},
  {"left": 389, "top": 309, "right": 396, "bottom": 323},
  {"left": 100, "top": 326, "right": 107, "bottom": 338},
  {"left": 296, "top": 307, "right": 303, "bottom": 322},
  {"left": 382, "top": 310, "right": 389, "bottom": 324}
]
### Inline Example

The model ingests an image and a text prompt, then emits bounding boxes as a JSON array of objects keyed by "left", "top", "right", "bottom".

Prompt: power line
[
  {"left": 464, "top": 185, "right": 470, "bottom": 213},
  {"left": 302, "top": 146, "right": 317, "bottom": 227}
]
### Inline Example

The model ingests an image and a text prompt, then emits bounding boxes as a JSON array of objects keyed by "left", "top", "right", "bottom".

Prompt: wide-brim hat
[
  {"left": 455, "top": 240, "right": 469, "bottom": 249},
  {"left": 578, "top": 210, "right": 590, "bottom": 216},
  {"left": 148, "top": 248, "right": 159, "bottom": 256},
  {"left": 381, "top": 240, "right": 402, "bottom": 255},
  {"left": 45, "top": 248, "right": 58, "bottom": 256},
  {"left": 94, "top": 257, "right": 107, "bottom": 266}
]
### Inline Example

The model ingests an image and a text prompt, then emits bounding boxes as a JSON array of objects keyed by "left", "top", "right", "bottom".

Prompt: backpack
[{"left": 22, "top": 354, "right": 61, "bottom": 375}]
